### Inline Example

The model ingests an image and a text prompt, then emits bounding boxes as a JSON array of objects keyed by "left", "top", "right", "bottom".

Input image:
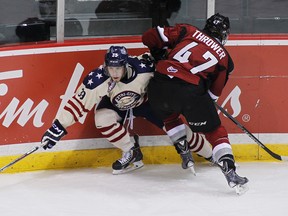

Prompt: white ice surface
[{"left": 1, "top": 162, "right": 287, "bottom": 216}]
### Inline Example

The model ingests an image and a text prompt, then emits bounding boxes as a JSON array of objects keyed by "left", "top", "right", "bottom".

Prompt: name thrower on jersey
[{"left": 142, "top": 13, "right": 248, "bottom": 194}]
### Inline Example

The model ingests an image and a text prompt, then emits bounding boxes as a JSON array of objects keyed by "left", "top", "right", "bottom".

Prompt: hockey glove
[
  {"left": 141, "top": 53, "right": 154, "bottom": 63},
  {"left": 150, "top": 48, "right": 168, "bottom": 62},
  {"left": 41, "top": 119, "right": 67, "bottom": 150}
]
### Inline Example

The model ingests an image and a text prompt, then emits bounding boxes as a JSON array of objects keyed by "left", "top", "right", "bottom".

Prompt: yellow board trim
[{"left": 1, "top": 144, "right": 288, "bottom": 173}]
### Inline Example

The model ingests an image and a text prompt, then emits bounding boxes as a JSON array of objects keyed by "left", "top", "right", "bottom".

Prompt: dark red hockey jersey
[{"left": 142, "top": 24, "right": 233, "bottom": 97}]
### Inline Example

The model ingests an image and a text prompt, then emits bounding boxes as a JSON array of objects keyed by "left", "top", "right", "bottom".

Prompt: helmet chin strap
[
  {"left": 214, "top": 37, "right": 221, "bottom": 44},
  {"left": 125, "top": 65, "right": 133, "bottom": 79}
]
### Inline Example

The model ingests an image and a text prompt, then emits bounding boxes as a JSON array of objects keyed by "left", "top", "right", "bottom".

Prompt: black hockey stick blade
[
  {"left": 214, "top": 102, "right": 288, "bottom": 161},
  {"left": 0, "top": 143, "right": 44, "bottom": 173}
]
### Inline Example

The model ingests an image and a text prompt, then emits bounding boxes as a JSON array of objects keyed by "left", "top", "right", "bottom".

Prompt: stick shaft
[
  {"left": 215, "top": 102, "right": 285, "bottom": 161},
  {"left": 0, "top": 146, "right": 40, "bottom": 172}
]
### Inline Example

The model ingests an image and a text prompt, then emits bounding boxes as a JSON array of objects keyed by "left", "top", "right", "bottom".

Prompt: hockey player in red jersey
[
  {"left": 142, "top": 13, "right": 248, "bottom": 193},
  {"left": 41, "top": 46, "right": 213, "bottom": 174}
]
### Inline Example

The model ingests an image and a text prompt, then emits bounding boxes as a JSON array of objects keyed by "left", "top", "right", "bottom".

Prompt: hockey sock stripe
[
  {"left": 98, "top": 123, "right": 128, "bottom": 143},
  {"left": 72, "top": 95, "right": 89, "bottom": 113},
  {"left": 189, "top": 132, "right": 199, "bottom": 147},
  {"left": 64, "top": 106, "right": 80, "bottom": 122},
  {"left": 109, "top": 129, "right": 128, "bottom": 143},
  {"left": 189, "top": 133, "right": 205, "bottom": 153},
  {"left": 99, "top": 123, "right": 123, "bottom": 137},
  {"left": 67, "top": 100, "right": 83, "bottom": 117},
  {"left": 97, "top": 124, "right": 115, "bottom": 132}
]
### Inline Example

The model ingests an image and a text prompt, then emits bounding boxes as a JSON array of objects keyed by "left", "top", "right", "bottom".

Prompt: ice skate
[
  {"left": 112, "top": 135, "right": 144, "bottom": 175},
  {"left": 218, "top": 159, "right": 249, "bottom": 195},
  {"left": 223, "top": 168, "right": 249, "bottom": 195},
  {"left": 174, "top": 139, "right": 196, "bottom": 175}
]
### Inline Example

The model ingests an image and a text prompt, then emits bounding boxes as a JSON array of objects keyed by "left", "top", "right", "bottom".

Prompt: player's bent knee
[{"left": 95, "top": 108, "right": 119, "bottom": 128}]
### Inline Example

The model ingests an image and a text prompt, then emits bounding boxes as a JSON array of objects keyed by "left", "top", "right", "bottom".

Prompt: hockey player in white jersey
[{"left": 41, "top": 46, "right": 213, "bottom": 174}]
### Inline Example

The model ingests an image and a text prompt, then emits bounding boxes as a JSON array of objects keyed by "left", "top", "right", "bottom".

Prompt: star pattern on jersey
[
  {"left": 139, "top": 63, "right": 146, "bottom": 68},
  {"left": 96, "top": 73, "right": 103, "bottom": 79},
  {"left": 86, "top": 73, "right": 103, "bottom": 86},
  {"left": 87, "top": 79, "right": 93, "bottom": 85}
]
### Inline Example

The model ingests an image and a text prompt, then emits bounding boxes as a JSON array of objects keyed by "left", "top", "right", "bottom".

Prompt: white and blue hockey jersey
[{"left": 56, "top": 54, "right": 155, "bottom": 128}]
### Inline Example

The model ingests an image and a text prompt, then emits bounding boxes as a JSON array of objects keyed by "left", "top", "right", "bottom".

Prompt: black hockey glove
[
  {"left": 142, "top": 53, "right": 154, "bottom": 63},
  {"left": 150, "top": 48, "right": 168, "bottom": 62},
  {"left": 41, "top": 119, "right": 67, "bottom": 150}
]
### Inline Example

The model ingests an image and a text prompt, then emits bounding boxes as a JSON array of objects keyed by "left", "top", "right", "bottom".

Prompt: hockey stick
[
  {"left": 214, "top": 102, "right": 288, "bottom": 161},
  {"left": 0, "top": 143, "right": 45, "bottom": 173}
]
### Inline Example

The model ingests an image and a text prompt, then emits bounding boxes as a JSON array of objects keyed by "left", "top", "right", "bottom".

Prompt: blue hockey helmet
[
  {"left": 105, "top": 46, "right": 128, "bottom": 67},
  {"left": 203, "top": 13, "right": 230, "bottom": 45}
]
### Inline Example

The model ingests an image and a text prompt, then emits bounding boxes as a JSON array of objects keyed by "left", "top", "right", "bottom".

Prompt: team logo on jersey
[
  {"left": 167, "top": 66, "right": 178, "bottom": 73},
  {"left": 112, "top": 91, "right": 141, "bottom": 110}
]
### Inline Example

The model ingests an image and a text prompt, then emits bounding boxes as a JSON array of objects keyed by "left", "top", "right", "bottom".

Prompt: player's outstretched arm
[{"left": 41, "top": 119, "right": 67, "bottom": 150}]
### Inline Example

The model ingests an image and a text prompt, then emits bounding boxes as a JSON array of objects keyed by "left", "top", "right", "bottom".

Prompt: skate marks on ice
[{"left": 0, "top": 162, "right": 287, "bottom": 216}]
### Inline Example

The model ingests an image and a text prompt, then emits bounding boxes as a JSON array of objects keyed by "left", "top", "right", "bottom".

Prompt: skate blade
[
  {"left": 235, "top": 183, "right": 249, "bottom": 195},
  {"left": 112, "top": 160, "right": 144, "bottom": 175},
  {"left": 187, "top": 161, "right": 196, "bottom": 176}
]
